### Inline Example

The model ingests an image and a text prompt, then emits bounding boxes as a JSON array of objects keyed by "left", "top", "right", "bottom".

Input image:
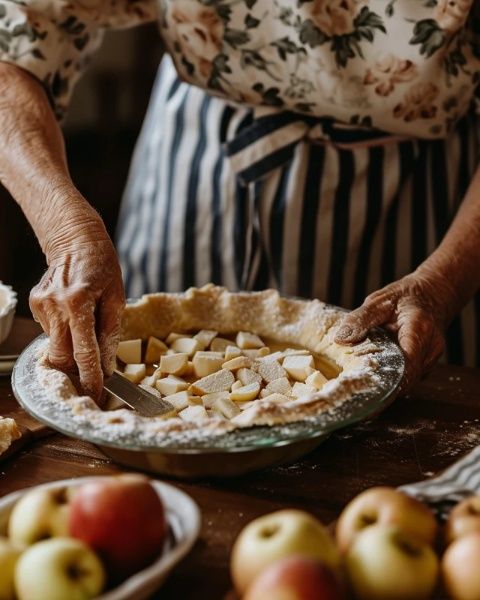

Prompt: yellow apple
[
  {"left": 15, "top": 538, "right": 105, "bottom": 600},
  {"left": 345, "top": 524, "right": 439, "bottom": 600},
  {"left": 442, "top": 532, "right": 480, "bottom": 600},
  {"left": 230, "top": 509, "right": 340, "bottom": 596},
  {"left": 8, "top": 487, "right": 70, "bottom": 545},
  {"left": 0, "top": 536, "right": 24, "bottom": 600},
  {"left": 445, "top": 496, "right": 480, "bottom": 544},
  {"left": 336, "top": 487, "right": 437, "bottom": 552}
]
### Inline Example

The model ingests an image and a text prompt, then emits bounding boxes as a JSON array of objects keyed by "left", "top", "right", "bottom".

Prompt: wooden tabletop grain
[{"left": 1, "top": 318, "right": 479, "bottom": 599}]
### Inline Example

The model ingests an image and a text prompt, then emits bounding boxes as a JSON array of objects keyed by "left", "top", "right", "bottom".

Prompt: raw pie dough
[
  {"left": 0, "top": 417, "right": 20, "bottom": 456},
  {"left": 35, "top": 286, "right": 386, "bottom": 440}
]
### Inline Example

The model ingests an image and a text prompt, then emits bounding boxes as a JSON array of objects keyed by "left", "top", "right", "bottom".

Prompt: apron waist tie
[{"left": 224, "top": 108, "right": 408, "bottom": 185}]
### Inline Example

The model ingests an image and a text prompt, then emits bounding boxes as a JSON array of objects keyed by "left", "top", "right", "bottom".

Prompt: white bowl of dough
[{"left": 0, "top": 282, "right": 17, "bottom": 345}]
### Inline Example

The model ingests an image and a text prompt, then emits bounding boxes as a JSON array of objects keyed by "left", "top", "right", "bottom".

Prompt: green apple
[
  {"left": 8, "top": 487, "right": 70, "bottom": 545},
  {"left": 230, "top": 509, "right": 340, "bottom": 596},
  {"left": 336, "top": 487, "right": 437, "bottom": 553},
  {"left": 345, "top": 523, "right": 439, "bottom": 600},
  {"left": 0, "top": 536, "right": 24, "bottom": 600},
  {"left": 442, "top": 532, "right": 480, "bottom": 600},
  {"left": 15, "top": 537, "right": 105, "bottom": 600}
]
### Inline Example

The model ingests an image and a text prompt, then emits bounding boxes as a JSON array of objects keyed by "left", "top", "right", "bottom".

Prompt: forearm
[
  {"left": 0, "top": 63, "right": 107, "bottom": 261},
  {"left": 416, "top": 165, "right": 480, "bottom": 321}
]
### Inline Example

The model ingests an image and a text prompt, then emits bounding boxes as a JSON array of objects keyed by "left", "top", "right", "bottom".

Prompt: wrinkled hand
[
  {"left": 30, "top": 230, "right": 125, "bottom": 401},
  {"left": 334, "top": 271, "right": 455, "bottom": 393}
]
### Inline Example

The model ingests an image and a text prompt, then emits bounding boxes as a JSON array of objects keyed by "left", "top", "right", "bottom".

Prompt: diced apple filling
[{"left": 116, "top": 329, "right": 332, "bottom": 423}]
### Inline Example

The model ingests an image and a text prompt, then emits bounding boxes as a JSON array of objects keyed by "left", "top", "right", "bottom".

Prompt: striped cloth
[
  {"left": 400, "top": 447, "right": 480, "bottom": 518},
  {"left": 116, "top": 55, "right": 480, "bottom": 366}
]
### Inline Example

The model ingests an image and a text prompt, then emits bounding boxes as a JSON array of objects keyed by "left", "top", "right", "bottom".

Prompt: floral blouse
[{"left": 1, "top": 0, "right": 480, "bottom": 138}]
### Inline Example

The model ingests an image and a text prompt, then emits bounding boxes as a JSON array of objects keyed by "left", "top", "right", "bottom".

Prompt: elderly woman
[{"left": 0, "top": 0, "right": 479, "bottom": 399}]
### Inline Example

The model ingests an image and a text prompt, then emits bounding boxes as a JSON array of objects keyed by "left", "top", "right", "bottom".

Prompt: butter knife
[{"left": 103, "top": 371, "right": 174, "bottom": 417}]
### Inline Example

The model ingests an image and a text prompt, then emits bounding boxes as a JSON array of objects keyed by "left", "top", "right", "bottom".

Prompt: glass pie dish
[{"left": 12, "top": 289, "right": 404, "bottom": 478}]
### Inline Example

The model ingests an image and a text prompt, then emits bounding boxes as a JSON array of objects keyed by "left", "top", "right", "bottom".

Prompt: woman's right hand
[
  {"left": 0, "top": 63, "right": 125, "bottom": 400},
  {"left": 29, "top": 220, "right": 125, "bottom": 401}
]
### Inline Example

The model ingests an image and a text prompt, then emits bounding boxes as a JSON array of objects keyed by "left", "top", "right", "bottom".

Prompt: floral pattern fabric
[{"left": 1, "top": 0, "right": 480, "bottom": 137}]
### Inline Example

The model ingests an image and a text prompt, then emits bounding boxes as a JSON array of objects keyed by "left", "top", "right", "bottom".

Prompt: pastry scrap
[{"left": 0, "top": 417, "right": 21, "bottom": 456}]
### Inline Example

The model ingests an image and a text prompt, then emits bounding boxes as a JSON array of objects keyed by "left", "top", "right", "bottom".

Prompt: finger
[
  {"left": 422, "top": 331, "right": 445, "bottom": 376},
  {"left": 47, "top": 317, "right": 74, "bottom": 371},
  {"left": 396, "top": 317, "right": 432, "bottom": 395},
  {"left": 29, "top": 268, "right": 62, "bottom": 333},
  {"left": 335, "top": 299, "right": 395, "bottom": 344},
  {"left": 68, "top": 298, "right": 103, "bottom": 401},
  {"left": 383, "top": 322, "right": 400, "bottom": 335},
  {"left": 29, "top": 287, "right": 52, "bottom": 336},
  {"left": 97, "top": 286, "right": 125, "bottom": 375}
]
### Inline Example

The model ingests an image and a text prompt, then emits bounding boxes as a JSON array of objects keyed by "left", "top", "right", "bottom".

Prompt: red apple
[
  {"left": 336, "top": 487, "right": 437, "bottom": 553},
  {"left": 445, "top": 496, "right": 480, "bottom": 544},
  {"left": 244, "top": 556, "right": 344, "bottom": 600},
  {"left": 231, "top": 509, "right": 340, "bottom": 596},
  {"left": 442, "top": 532, "right": 480, "bottom": 600},
  {"left": 69, "top": 474, "right": 166, "bottom": 580}
]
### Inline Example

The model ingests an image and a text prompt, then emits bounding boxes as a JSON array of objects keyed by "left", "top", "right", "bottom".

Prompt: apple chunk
[
  {"left": 116, "top": 339, "right": 142, "bottom": 365},
  {"left": 159, "top": 353, "right": 189, "bottom": 375},
  {"left": 122, "top": 363, "right": 146, "bottom": 384},
  {"left": 144, "top": 336, "right": 168, "bottom": 363},
  {"left": 283, "top": 355, "right": 314, "bottom": 381}
]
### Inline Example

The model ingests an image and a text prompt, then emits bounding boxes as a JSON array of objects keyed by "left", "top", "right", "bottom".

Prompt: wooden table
[{"left": 1, "top": 319, "right": 479, "bottom": 599}]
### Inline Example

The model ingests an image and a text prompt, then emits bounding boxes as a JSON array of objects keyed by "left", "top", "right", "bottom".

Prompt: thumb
[{"left": 335, "top": 299, "right": 394, "bottom": 345}]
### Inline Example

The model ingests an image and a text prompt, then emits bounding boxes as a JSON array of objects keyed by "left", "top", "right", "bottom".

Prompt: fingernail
[{"left": 336, "top": 326, "right": 353, "bottom": 339}]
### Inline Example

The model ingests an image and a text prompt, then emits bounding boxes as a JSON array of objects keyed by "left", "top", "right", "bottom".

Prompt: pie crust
[
  {"left": 35, "top": 286, "right": 391, "bottom": 442},
  {"left": 0, "top": 417, "right": 21, "bottom": 456}
]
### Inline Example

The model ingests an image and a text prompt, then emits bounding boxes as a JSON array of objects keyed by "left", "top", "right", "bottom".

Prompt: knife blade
[{"left": 103, "top": 371, "right": 175, "bottom": 418}]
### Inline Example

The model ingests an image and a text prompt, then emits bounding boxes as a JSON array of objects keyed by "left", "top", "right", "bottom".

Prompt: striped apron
[{"left": 116, "top": 55, "right": 480, "bottom": 367}]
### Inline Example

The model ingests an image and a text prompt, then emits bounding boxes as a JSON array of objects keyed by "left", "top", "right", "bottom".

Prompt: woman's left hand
[{"left": 334, "top": 270, "right": 457, "bottom": 392}]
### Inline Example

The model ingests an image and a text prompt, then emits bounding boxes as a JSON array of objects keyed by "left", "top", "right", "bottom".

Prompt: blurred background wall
[{"left": 0, "top": 23, "right": 162, "bottom": 315}]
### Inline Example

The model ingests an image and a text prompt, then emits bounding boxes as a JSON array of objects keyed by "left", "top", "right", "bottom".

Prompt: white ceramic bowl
[
  {"left": 0, "top": 282, "right": 17, "bottom": 345},
  {"left": 0, "top": 477, "right": 201, "bottom": 600}
]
